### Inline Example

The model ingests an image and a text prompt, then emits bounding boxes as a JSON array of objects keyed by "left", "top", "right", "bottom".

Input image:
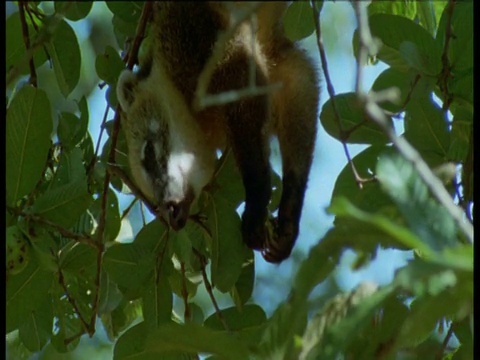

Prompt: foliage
[{"left": 6, "top": 1, "right": 472, "bottom": 359}]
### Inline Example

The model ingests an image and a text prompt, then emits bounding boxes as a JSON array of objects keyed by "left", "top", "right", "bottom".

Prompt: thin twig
[
  {"left": 180, "top": 262, "right": 191, "bottom": 322},
  {"left": 439, "top": 0, "right": 456, "bottom": 112},
  {"left": 57, "top": 269, "right": 92, "bottom": 336},
  {"left": 311, "top": 1, "right": 368, "bottom": 187},
  {"left": 194, "top": 250, "right": 230, "bottom": 332},
  {"left": 18, "top": 1, "right": 37, "bottom": 87},
  {"left": 353, "top": 1, "right": 473, "bottom": 244},
  {"left": 435, "top": 321, "right": 455, "bottom": 360},
  {"left": 194, "top": 2, "right": 264, "bottom": 111}
]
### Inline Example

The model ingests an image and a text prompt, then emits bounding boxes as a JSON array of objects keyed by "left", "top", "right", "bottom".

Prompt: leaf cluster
[{"left": 6, "top": 1, "right": 472, "bottom": 359}]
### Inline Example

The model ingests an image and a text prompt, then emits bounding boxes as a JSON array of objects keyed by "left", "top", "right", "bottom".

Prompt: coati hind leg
[
  {"left": 212, "top": 53, "right": 272, "bottom": 252},
  {"left": 264, "top": 49, "right": 319, "bottom": 263}
]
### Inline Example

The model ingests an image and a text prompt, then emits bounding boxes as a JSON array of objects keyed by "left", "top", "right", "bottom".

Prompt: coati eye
[{"left": 142, "top": 140, "right": 157, "bottom": 176}]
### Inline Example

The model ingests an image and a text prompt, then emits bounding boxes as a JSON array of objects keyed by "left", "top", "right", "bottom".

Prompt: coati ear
[{"left": 116, "top": 69, "right": 138, "bottom": 111}]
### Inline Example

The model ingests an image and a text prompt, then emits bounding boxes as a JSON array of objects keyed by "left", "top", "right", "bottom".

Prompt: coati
[{"left": 116, "top": 2, "right": 319, "bottom": 263}]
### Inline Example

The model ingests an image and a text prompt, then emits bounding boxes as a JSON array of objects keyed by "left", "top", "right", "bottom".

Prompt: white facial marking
[
  {"left": 166, "top": 152, "right": 195, "bottom": 201},
  {"left": 149, "top": 120, "right": 160, "bottom": 133}
]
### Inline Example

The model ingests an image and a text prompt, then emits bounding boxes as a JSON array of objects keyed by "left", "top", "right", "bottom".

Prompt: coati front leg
[
  {"left": 215, "top": 55, "right": 272, "bottom": 253},
  {"left": 264, "top": 49, "right": 319, "bottom": 263},
  {"left": 226, "top": 93, "right": 272, "bottom": 252}
]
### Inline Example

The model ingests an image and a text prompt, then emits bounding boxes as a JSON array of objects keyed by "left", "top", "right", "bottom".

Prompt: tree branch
[
  {"left": 311, "top": 1, "right": 369, "bottom": 188},
  {"left": 352, "top": 1, "right": 473, "bottom": 244}
]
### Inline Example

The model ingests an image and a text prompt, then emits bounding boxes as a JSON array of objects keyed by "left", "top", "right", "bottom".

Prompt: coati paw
[
  {"left": 262, "top": 219, "right": 298, "bottom": 263},
  {"left": 241, "top": 207, "right": 268, "bottom": 251}
]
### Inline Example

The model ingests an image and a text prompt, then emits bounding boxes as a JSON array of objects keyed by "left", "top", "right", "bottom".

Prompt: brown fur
[{"left": 117, "top": 2, "right": 319, "bottom": 262}]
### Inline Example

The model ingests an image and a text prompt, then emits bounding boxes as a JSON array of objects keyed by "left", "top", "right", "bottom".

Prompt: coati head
[{"left": 116, "top": 62, "right": 216, "bottom": 230}]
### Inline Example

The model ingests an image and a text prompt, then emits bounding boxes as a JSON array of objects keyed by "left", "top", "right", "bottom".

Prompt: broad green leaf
[
  {"left": 328, "top": 197, "right": 434, "bottom": 258},
  {"left": 6, "top": 12, "right": 48, "bottom": 79},
  {"left": 371, "top": 68, "right": 418, "bottom": 114},
  {"left": 448, "top": 105, "right": 472, "bottom": 162},
  {"left": 404, "top": 83, "right": 450, "bottom": 167},
  {"left": 50, "top": 147, "right": 86, "bottom": 189},
  {"left": 320, "top": 93, "right": 392, "bottom": 145},
  {"left": 376, "top": 154, "right": 457, "bottom": 251},
  {"left": 284, "top": 1, "right": 315, "bottom": 42},
  {"left": 207, "top": 194, "right": 247, "bottom": 293},
  {"left": 54, "top": 1, "right": 93, "bottom": 21},
  {"left": 103, "top": 242, "right": 156, "bottom": 290},
  {"left": 98, "top": 270, "right": 123, "bottom": 314},
  {"left": 6, "top": 86, "right": 52, "bottom": 206},
  {"left": 90, "top": 189, "right": 121, "bottom": 242},
  {"left": 436, "top": 1, "right": 472, "bottom": 73},
  {"left": 331, "top": 145, "right": 396, "bottom": 213},
  {"left": 103, "top": 219, "right": 167, "bottom": 291},
  {"left": 204, "top": 304, "right": 267, "bottom": 331},
  {"left": 367, "top": 1, "right": 416, "bottom": 19},
  {"left": 59, "top": 242, "right": 97, "bottom": 273},
  {"left": 230, "top": 255, "right": 255, "bottom": 307},
  {"left": 95, "top": 45, "right": 125, "bottom": 86},
  {"left": 399, "top": 41, "right": 438, "bottom": 76},
  {"left": 318, "top": 284, "right": 394, "bottom": 359},
  {"left": 145, "top": 322, "right": 250, "bottom": 360},
  {"left": 211, "top": 150, "right": 245, "bottom": 208},
  {"left": 142, "top": 268, "right": 173, "bottom": 331},
  {"left": 354, "top": 14, "right": 441, "bottom": 75},
  {"left": 57, "top": 110, "right": 88, "bottom": 150},
  {"left": 18, "top": 296, "right": 53, "bottom": 352},
  {"left": 304, "top": 283, "right": 391, "bottom": 359},
  {"left": 6, "top": 259, "right": 52, "bottom": 332},
  {"left": 45, "top": 19, "right": 81, "bottom": 97},
  {"left": 416, "top": 1, "right": 437, "bottom": 36},
  {"left": 114, "top": 321, "right": 190, "bottom": 360},
  {"left": 106, "top": 2, "right": 143, "bottom": 23},
  {"left": 50, "top": 279, "right": 86, "bottom": 353},
  {"left": 29, "top": 179, "right": 92, "bottom": 228},
  {"left": 112, "top": 13, "right": 138, "bottom": 51},
  {"left": 170, "top": 228, "right": 194, "bottom": 267}
]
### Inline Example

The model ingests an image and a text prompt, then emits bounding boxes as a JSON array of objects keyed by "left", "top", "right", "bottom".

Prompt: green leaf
[
  {"left": 6, "top": 259, "right": 52, "bottom": 332},
  {"left": 318, "top": 284, "right": 394, "bottom": 359},
  {"left": 6, "top": 12, "right": 48, "bottom": 78},
  {"left": 141, "top": 268, "right": 173, "bottom": 331},
  {"left": 95, "top": 45, "right": 125, "bottom": 86},
  {"left": 30, "top": 179, "right": 93, "bottom": 228},
  {"left": 328, "top": 197, "right": 435, "bottom": 257},
  {"left": 204, "top": 304, "right": 267, "bottom": 331},
  {"left": 59, "top": 242, "right": 97, "bottom": 274},
  {"left": 104, "top": 219, "right": 168, "bottom": 291},
  {"left": 144, "top": 322, "right": 250, "bottom": 360},
  {"left": 416, "top": 1, "right": 437, "bottom": 36},
  {"left": 6, "top": 86, "right": 52, "bottom": 206},
  {"left": 437, "top": 1, "right": 472, "bottom": 73},
  {"left": 354, "top": 14, "right": 441, "bottom": 75},
  {"left": 331, "top": 145, "right": 396, "bottom": 213},
  {"left": 207, "top": 194, "right": 247, "bottom": 293},
  {"left": 371, "top": 68, "right": 418, "bottom": 113},
  {"left": 98, "top": 270, "right": 123, "bottom": 314},
  {"left": 320, "top": 93, "right": 392, "bottom": 145},
  {"left": 230, "top": 256, "right": 255, "bottom": 307},
  {"left": 45, "top": 19, "right": 81, "bottom": 97},
  {"left": 57, "top": 110, "right": 88, "bottom": 150},
  {"left": 103, "top": 243, "right": 156, "bottom": 291},
  {"left": 90, "top": 189, "right": 121, "bottom": 242},
  {"left": 376, "top": 153, "right": 457, "bottom": 251},
  {"left": 404, "top": 82, "right": 450, "bottom": 166},
  {"left": 54, "top": 1, "right": 93, "bottom": 21},
  {"left": 448, "top": 105, "right": 472, "bottom": 162},
  {"left": 18, "top": 295, "right": 53, "bottom": 352},
  {"left": 283, "top": 2, "right": 315, "bottom": 42},
  {"left": 106, "top": 2, "right": 144, "bottom": 23},
  {"left": 50, "top": 147, "right": 86, "bottom": 189},
  {"left": 367, "top": 1, "right": 417, "bottom": 19}
]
